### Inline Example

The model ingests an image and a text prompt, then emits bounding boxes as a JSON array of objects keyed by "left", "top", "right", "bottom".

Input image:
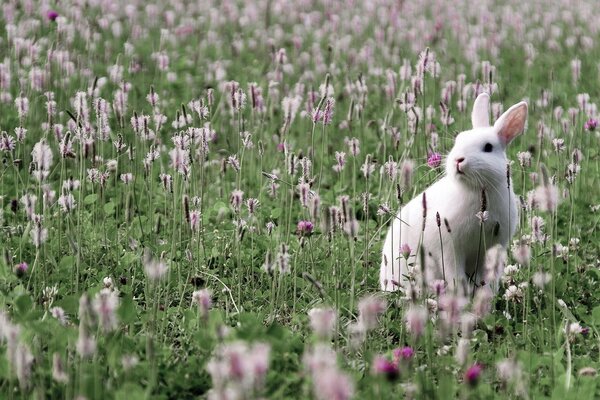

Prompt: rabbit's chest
[{"left": 438, "top": 195, "right": 510, "bottom": 247}]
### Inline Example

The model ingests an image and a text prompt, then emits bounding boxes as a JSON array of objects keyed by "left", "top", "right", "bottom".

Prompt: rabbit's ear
[
  {"left": 471, "top": 92, "right": 491, "bottom": 128},
  {"left": 494, "top": 102, "right": 528, "bottom": 146}
]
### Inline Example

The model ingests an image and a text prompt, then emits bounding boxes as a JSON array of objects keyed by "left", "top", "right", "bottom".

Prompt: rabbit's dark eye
[{"left": 483, "top": 143, "right": 493, "bottom": 152}]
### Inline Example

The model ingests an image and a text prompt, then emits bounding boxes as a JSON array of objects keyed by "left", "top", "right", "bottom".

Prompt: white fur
[{"left": 380, "top": 94, "right": 527, "bottom": 295}]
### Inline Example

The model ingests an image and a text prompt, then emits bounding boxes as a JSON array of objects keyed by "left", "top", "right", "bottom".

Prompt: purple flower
[
  {"left": 297, "top": 220, "right": 314, "bottom": 236},
  {"left": 46, "top": 10, "right": 59, "bottom": 21},
  {"left": 581, "top": 327, "right": 590, "bottom": 336},
  {"left": 464, "top": 363, "right": 483, "bottom": 386},
  {"left": 400, "top": 243, "right": 411, "bottom": 259},
  {"left": 393, "top": 346, "right": 414, "bottom": 362},
  {"left": 15, "top": 262, "right": 28, "bottom": 277},
  {"left": 427, "top": 152, "right": 442, "bottom": 168},
  {"left": 372, "top": 355, "right": 399, "bottom": 381},
  {"left": 584, "top": 118, "right": 598, "bottom": 131}
]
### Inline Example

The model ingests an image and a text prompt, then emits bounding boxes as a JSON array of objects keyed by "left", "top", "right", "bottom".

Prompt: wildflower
[
  {"left": 472, "top": 287, "right": 493, "bottom": 318},
  {"left": 429, "top": 279, "right": 446, "bottom": 296},
  {"left": 517, "top": 151, "right": 532, "bottom": 167},
  {"left": 265, "top": 221, "right": 276, "bottom": 235},
  {"left": 503, "top": 285, "right": 523, "bottom": 303},
  {"left": 333, "top": 151, "right": 346, "bottom": 172},
  {"left": 569, "top": 237, "right": 580, "bottom": 251},
  {"left": 246, "top": 198, "right": 260, "bottom": 215},
  {"left": 321, "top": 97, "right": 335, "bottom": 124},
  {"left": 405, "top": 305, "right": 427, "bottom": 338},
  {"left": 14, "top": 127, "right": 27, "bottom": 142},
  {"left": 159, "top": 173, "right": 173, "bottom": 192},
  {"left": 372, "top": 355, "right": 399, "bottom": 381},
  {"left": 31, "top": 139, "right": 53, "bottom": 181},
  {"left": 227, "top": 154, "right": 241, "bottom": 172},
  {"left": 58, "top": 194, "right": 76, "bottom": 213},
  {"left": 400, "top": 243, "right": 411, "bottom": 259},
  {"left": 103, "top": 277, "right": 114, "bottom": 290},
  {"left": 552, "top": 138, "right": 566, "bottom": 153},
  {"left": 377, "top": 203, "right": 391, "bottom": 216},
  {"left": 143, "top": 252, "right": 168, "bottom": 282},
  {"left": 475, "top": 210, "right": 489, "bottom": 223},
  {"left": 357, "top": 295, "right": 387, "bottom": 331},
  {"left": 532, "top": 271, "right": 552, "bottom": 289},
  {"left": 46, "top": 10, "right": 59, "bottom": 21},
  {"left": 14, "top": 95, "right": 29, "bottom": 118},
  {"left": 93, "top": 288, "right": 119, "bottom": 332},
  {"left": 297, "top": 220, "right": 314, "bottom": 236},
  {"left": 308, "top": 307, "right": 337, "bottom": 340},
  {"left": 14, "top": 262, "right": 28, "bottom": 278},
  {"left": 189, "top": 210, "right": 201, "bottom": 232},
  {"left": 465, "top": 363, "right": 483, "bottom": 386},
  {"left": 15, "top": 343, "right": 34, "bottom": 389},
  {"left": 52, "top": 353, "right": 69, "bottom": 383},
  {"left": 282, "top": 95, "right": 302, "bottom": 125},
  {"left": 50, "top": 307, "right": 68, "bottom": 325},
  {"left": 76, "top": 296, "right": 96, "bottom": 359},
  {"left": 120, "top": 173, "right": 134, "bottom": 184},
  {"left": 359, "top": 154, "right": 375, "bottom": 179},
  {"left": 276, "top": 244, "right": 291, "bottom": 274},
  {"left": 532, "top": 184, "right": 559, "bottom": 212},
  {"left": 122, "top": 355, "right": 140, "bottom": 371},
  {"left": 439, "top": 293, "right": 468, "bottom": 329},
  {"left": 0, "top": 132, "right": 16, "bottom": 152},
  {"left": 297, "top": 182, "right": 311, "bottom": 207},
  {"left": 346, "top": 137, "right": 360, "bottom": 156},
  {"left": 383, "top": 158, "right": 398, "bottom": 180},
  {"left": 309, "top": 194, "right": 320, "bottom": 221},
  {"left": 427, "top": 152, "right": 442, "bottom": 168},
  {"left": 169, "top": 147, "right": 190, "bottom": 176},
  {"left": 146, "top": 87, "right": 159, "bottom": 108},
  {"left": 400, "top": 160, "right": 415, "bottom": 188},
  {"left": 393, "top": 346, "right": 414, "bottom": 362},
  {"left": 192, "top": 289, "right": 212, "bottom": 319},
  {"left": 455, "top": 338, "right": 470, "bottom": 365},
  {"left": 312, "top": 369, "right": 354, "bottom": 400},
  {"left": 230, "top": 189, "right": 244, "bottom": 212},
  {"left": 206, "top": 341, "right": 270, "bottom": 398},
  {"left": 512, "top": 242, "right": 531, "bottom": 265},
  {"left": 584, "top": 118, "right": 597, "bottom": 131},
  {"left": 30, "top": 221, "right": 48, "bottom": 248},
  {"left": 42, "top": 285, "right": 58, "bottom": 308},
  {"left": 343, "top": 219, "right": 359, "bottom": 238}
]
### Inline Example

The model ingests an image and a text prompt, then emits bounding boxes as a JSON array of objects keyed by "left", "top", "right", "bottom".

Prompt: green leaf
[
  {"left": 114, "top": 383, "right": 145, "bottom": 400},
  {"left": 84, "top": 193, "right": 99, "bottom": 205},
  {"left": 15, "top": 294, "right": 33, "bottom": 316},
  {"left": 592, "top": 306, "right": 600, "bottom": 326},
  {"left": 55, "top": 294, "right": 80, "bottom": 315},
  {"left": 118, "top": 294, "right": 137, "bottom": 324},
  {"left": 270, "top": 208, "right": 282, "bottom": 219},
  {"left": 59, "top": 255, "right": 75, "bottom": 272},
  {"left": 104, "top": 201, "right": 116, "bottom": 215}
]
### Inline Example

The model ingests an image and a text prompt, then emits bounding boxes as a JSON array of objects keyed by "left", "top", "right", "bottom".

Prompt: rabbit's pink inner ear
[{"left": 497, "top": 103, "right": 528, "bottom": 145}]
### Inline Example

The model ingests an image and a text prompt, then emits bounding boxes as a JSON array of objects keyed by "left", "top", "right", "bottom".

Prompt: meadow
[{"left": 0, "top": 0, "right": 599, "bottom": 398}]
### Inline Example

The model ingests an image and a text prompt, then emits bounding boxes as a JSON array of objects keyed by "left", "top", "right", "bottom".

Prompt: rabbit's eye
[{"left": 483, "top": 143, "right": 493, "bottom": 152}]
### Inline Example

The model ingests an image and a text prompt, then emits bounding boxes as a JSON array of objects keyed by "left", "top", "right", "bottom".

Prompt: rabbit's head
[{"left": 446, "top": 93, "right": 528, "bottom": 189}]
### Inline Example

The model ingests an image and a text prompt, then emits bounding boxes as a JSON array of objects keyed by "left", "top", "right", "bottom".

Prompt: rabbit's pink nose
[{"left": 455, "top": 157, "right": 465, "bottom": 174}]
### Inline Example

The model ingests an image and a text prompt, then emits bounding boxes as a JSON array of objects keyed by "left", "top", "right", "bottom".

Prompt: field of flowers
[{"left": 0, "top": 0, "right": 599, "bottom": 398}]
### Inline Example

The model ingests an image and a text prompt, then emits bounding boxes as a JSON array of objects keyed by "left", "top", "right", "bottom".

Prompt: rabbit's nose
[{"left": 456, "top": 157, "right": 465, "bottom": 164}]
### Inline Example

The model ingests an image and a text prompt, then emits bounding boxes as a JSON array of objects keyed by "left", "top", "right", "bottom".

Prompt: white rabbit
[{"left": 380, "top": 93, "right": 527, "bottom": 295}]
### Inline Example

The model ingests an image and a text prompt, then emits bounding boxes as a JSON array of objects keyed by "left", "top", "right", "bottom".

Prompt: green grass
[{"left": 1, "top": 1, "right": 600, "bottom": 399}]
